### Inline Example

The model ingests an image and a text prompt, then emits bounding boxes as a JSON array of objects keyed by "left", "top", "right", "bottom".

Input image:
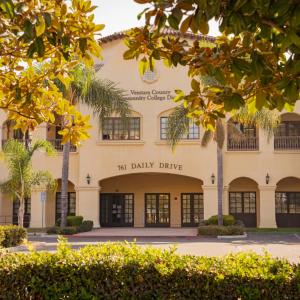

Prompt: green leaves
[
  {"left": 224, "top": 93, "right": 245, "bottom": 111},
  {"left": 138, "top": 57, "right": 150, "bottom": 75}
]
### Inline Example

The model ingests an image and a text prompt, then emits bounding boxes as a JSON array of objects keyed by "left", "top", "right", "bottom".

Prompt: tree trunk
[
  {"left": 217, "top": 145, "right": 223, "bottom": 226},
  {"left": 60, "top": 141, "right": 70, "bottom": 228},
  {"left": 18, "top": 198, "right": 25, "bottom": 228}
]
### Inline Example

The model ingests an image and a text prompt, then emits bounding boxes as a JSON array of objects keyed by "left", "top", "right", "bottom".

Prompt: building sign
[
  {"left": 124, "top": 90, "right": 174, "bottom": 101},
  {"left": 117, "top": 161, "right": 183, "bottom": 171}
]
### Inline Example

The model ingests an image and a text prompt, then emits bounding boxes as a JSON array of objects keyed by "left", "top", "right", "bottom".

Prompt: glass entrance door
[
  {"left": 145, "top": 194, "right": 170, "bottom": 227},
  {"left": 181, "top": 193, "right": 204, "bottom": 227},
  {"left": 100, "top": 193, "right": 134, "bottom": 227}
]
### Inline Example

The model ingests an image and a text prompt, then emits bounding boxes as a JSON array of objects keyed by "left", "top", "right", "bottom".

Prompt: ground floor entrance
[
  {"left": 100, "top": 193, "right": 134, "bottom": 227},
  {"left": 99, "top": 173, "right": 204, "bottom": 228}
]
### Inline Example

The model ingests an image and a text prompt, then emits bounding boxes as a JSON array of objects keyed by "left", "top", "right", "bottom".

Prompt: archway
[
  {"left": 99, "top": 173, "right": 203, "bottom": 228},
  {"left": 228, "top": 177, "right": 259, "bottom": 227},
  {"left": 275, "top": 177, "right": 300, "bottom": 227}
]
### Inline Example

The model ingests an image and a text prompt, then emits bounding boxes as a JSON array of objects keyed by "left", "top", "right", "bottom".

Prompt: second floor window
[
  {"left": 160, "top": 117, "right": 199, "bottom": 140},
  {"left": 275, "top": 121, "right": 300, "bottom": 137},
  {"left": 102, "top": 117, "right": 140, "bottom": 140}
]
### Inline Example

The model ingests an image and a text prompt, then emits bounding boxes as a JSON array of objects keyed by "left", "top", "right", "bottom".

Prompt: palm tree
[
  {"left": 56, "top": 65, "right": 131, "bottom": 227},
  {"left": 0, "top": 139, "right": 56, "bottom": 227},
  {"left": 166, "top": 105, "right": 280, "bottom": 226}
]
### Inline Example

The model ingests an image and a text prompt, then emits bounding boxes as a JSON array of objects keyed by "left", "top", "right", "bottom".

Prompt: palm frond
[
  {"left": 232, "top": 107, "right": 280, "bottom": 140},
  {"left": 30, "top": 170, "right": 56, "bottom": 190},
  {"left": 214, "top": 119, "right": 225, "bottom": 149},
  {"left": 28, "top": 140, "right": 56, "bottom": 159},
  {"left": 81, "top": 79, "right": 131, "bottom": 128},
  {"left": 201, "top": 130, "right": 213, "bottom": 147},
  {"left": 165, "top": 105, "right": 190, "bottom": 150}
]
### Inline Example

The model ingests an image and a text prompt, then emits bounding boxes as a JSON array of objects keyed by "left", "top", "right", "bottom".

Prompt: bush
[
  {"left": 47, "top": 226, "right": 78, "bottom": 235},
  {"left": 0, "top": 225, "right": 27, "bottom": 248},
  {"left": 67, "top": 216, "right": 83, "bottom": 227},
  {"left": 0, "top": 242, "right": 298, "bottom": 299},
  {"left": 60, "top": 227, "right": 77, "bottom": 235},
  {"left": 206, "top": 215, "right": 236, "bottom": 226},
  {"left": 78, "top": 220, "right": 93, "bottom": 233},
  {"left": 46, "top": 226, "right": 60, "bottom": 235},
  {"left": 198, "top": 225, "right": 245, "bottom": 236}
]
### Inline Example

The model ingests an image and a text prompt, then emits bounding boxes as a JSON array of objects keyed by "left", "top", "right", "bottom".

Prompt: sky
[{"left": 92, "top": 0, "right": 221, "bottom": 37}]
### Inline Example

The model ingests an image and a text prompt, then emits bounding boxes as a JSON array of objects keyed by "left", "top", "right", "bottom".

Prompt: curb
[{"left": 217, "top": 233, "right": 247, "bottom": 239}]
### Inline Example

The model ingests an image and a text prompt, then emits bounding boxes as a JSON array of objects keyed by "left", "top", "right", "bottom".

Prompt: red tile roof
[{"left": 99, "top": 27, "right": 215, "bottom": 44}]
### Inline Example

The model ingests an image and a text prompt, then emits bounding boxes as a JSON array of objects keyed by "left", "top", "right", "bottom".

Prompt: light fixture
[
  {"left": 211, "top": 173, "right": 215, "bottom": 184},
  {"left": 86, "top": 174, "right": 91, "bottom": 185},
  {"left": 266, "top": 173, "right": 270, "bottom": 185}
]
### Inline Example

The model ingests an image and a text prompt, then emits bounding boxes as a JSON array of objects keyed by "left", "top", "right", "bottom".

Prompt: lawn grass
[{"left": 246, "top": 227, "right": 300, "bottom": 233}]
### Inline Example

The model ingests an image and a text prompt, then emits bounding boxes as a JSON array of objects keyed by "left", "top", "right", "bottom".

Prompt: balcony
[
  {"left": 227, "top": 137, "right": 259, "bottom": 151},
  {"left": 274, "top": 136, "right": 300, "bottom": 150},
  {"left": 47, "top": 139, "right": 77, "bottom": 152}
]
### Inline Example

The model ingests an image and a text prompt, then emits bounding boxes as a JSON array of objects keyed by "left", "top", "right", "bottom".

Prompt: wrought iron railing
[
  {"left": 274, "top": 136, "right": 300, "bottom": 150},
  {"left": 47, "top": 139, "right": 77, "bottom": 152},
  {"left": 227, "top": 137, "right": 259, "bottom": 151}
]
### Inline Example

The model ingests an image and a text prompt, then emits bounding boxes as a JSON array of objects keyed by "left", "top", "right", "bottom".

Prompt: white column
[
  {"left": 202, "top": 185, "right": 218, "bottom": 219},
  {"left": 30, "top": 189, "right": 46, "bottom": 228},
  {"left": 258, "top": 185, "right": 277, "bottom": 228},
  {"left": 77, "top": 186, "right": 100, "bottom": 228}
]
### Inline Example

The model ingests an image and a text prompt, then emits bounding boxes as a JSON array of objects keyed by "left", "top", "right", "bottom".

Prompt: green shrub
[
  {"left": 78, "top": 220, "right": 93, "bottom": 233},
  {"left": 60, "top": 227, "right": 77, "bottom": 235},
  {"left": 0, "top": 242, "right": 298, "bottom": 299},
  {"left": 46, "top": 226, "right": 60, "bottom": 235},
  {"left": 206, "top": 215, "right": 236, "bottom": 226},
  {"left": 47, "top": 226, "right": 77, "bottom": 235},
  {"left": 198, "top": 225, "right": 245, "bottom": 236},
  {"left": 0, "top": 225, "right": 27, "bottom": 248},
  {"left": 67, "top": 215, "right": 83, "bottom": 227}
]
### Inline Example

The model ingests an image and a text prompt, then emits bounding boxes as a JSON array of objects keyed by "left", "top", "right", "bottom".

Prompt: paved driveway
[{"left": 23, "top": 232, "right": 300, "bottom": 263}]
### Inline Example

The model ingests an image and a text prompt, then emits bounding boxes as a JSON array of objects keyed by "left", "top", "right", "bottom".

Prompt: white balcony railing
[
  {"left": 274, "top": 136, "right": 300, "bottom": 150},
  {"left": 227, "top": 137, "right": 258, "bottom": 151}
]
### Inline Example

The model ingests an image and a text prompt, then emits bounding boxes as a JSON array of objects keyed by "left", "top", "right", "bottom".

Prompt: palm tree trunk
[
  {"left": 60, "top": 141, "right": 70, "bottom": 228},
  {"left": 217, "top": 145, "right": 223, "bottom": 226},
  {"left": 18, "top": 198, "right": 24, "bottom": 228}
]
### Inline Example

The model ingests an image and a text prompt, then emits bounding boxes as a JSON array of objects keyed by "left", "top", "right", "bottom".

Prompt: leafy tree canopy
[
  {"left": 125, "top": 0, "right": 300, "bottom": 129},
  {"left": 0, "top": 0, "right": 104, "bottom": 144}
]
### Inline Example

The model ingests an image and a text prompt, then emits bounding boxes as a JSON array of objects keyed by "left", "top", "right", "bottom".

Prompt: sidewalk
[{"left": 74, "top": 228, "right": 198, "bottom": 237}]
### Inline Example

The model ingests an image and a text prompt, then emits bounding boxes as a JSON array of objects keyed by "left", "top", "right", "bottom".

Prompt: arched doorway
[
  {"left": 228, "top": 177, "right": 259, "bottom": 227},
  {"left": 99, "top": 173, "right": 203, "bottom": 228},
  {"left": 276, "top": 177, "right": 300, "bottom": 227}
]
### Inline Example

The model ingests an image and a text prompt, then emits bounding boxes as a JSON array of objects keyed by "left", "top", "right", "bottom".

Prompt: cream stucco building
[{"left": 0, "top": 31, "right": 300, "bottom": 229}]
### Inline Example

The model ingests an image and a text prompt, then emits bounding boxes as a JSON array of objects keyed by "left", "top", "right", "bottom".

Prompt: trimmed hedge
[
  {"left": 206, "top": 215, "right": 236, "bottom": 226},
  {"left": 0, "top": 225, "right": 27, "bottom": 248},
  {"left": 67, "top": 215, "right": 83, "bottom": 227},
  {"left": 78, "top": 220, "right": 93, "bottom": 233},
  {"left": 47, "top": 220, "right": 93, "bottom": 235},
  {"left": 198, "top": 225, "right": 245, "bottom": 236},
  {"left": 0, "top": 241, "right": 299, "bottom": 299}
]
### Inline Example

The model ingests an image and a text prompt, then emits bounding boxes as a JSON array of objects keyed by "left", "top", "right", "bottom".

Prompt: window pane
[
  {"left": 102, "top": 118, "right": 140, "bottom": 140},
  {"left": 160, "top": 117, "right": 199, "bottom": 140},
  {"left": 275, "top": 193, "right": 288, "bottom": 213}
]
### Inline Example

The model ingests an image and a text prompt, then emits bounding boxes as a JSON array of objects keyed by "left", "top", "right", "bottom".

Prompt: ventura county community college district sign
[
  {"left": 118, "top": 162, "right": 183, "bottom": 171},
  {"left": 124, "top": 90, "right": 175, "bottom": 101}
]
